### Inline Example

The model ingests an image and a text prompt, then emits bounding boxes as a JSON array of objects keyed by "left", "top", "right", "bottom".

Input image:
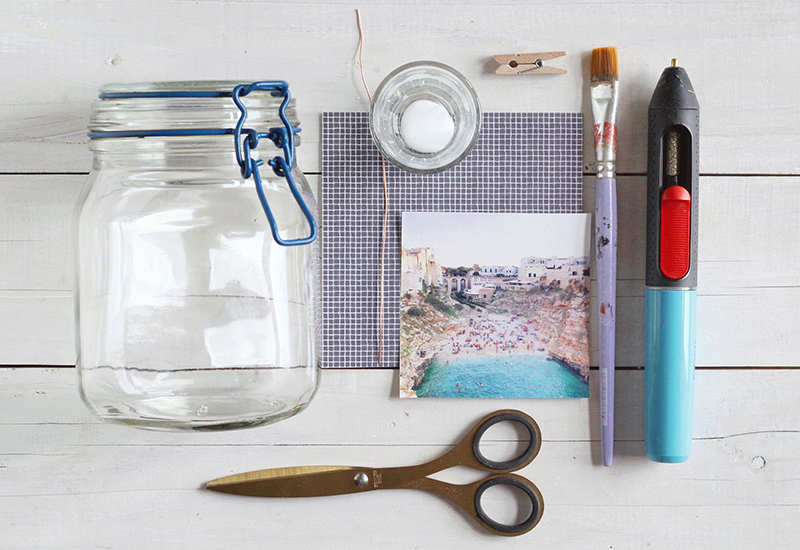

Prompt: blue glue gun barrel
[{"left": 645, "top": 289, "right": 697, "bottom": 463}]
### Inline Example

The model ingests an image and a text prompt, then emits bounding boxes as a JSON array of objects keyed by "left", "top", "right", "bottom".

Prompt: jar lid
[
  {"left": 87, "top": 81, "right": 317, "bottom": 247},
  {"left": 89, "top": 80, "right": 298, "bottom": 135}
]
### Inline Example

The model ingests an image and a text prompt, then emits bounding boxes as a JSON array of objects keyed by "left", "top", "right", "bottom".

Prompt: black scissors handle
[
  {"left": 407, "top": 409, "right": 543, "bottom": 536},
  {"left": 469, "top": 410, "right": 541, "bottom": 471},
  {"left": 466, "top": 410, "right": 543, "bottom": 536},
  {"left": 472, "top": 473, "right": 544, "bottom": 536}
]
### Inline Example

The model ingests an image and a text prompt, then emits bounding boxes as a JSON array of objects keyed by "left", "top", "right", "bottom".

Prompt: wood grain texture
[
  {"left": 2, "top": 175, "right": 798, "bottom": 366},
  {"left": 1, "top": 368, "right": 798, "bottom": 549},
  {"left": 0, "top": 1, "right": 799, "bottom": 174},
  {"left": 1, "top": 1, "right": 798, "bottom": 547}
]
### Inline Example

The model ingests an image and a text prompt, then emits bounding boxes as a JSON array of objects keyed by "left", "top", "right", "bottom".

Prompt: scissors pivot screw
[{"left": 353, "top": 472, "right": 369, "bottom": 487}]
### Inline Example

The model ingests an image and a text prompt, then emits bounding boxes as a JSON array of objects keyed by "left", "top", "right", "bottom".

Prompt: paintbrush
[{"left": 591, "top": 46, "right": 619, "bottom": 467}]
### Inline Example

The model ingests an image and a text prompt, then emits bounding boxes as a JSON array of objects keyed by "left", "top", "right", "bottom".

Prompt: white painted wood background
[{"left": 1, "top": 1, "right": 798, "bottom": 548}]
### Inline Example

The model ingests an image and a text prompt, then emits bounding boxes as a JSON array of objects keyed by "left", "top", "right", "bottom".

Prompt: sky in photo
[{"left": 402, "top": 212, "right": 591, "bottom": 267}]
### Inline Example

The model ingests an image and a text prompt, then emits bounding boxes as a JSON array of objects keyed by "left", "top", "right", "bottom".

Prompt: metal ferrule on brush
[{"left": 591, "top": 81, "right": 619, "bottom": 179}]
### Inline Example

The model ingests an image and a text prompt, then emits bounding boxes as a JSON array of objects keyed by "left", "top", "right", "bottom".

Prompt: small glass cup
[{"left": 370, "top": 61, "right": 481, "bottom": 174}]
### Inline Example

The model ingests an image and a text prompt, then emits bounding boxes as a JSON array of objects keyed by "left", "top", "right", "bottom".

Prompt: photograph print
[{"left": 400, "top": 212, "right": 592, "bottom": 399}]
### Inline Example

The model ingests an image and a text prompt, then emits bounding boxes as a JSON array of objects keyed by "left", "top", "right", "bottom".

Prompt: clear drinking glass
[
  {"left": 75, "top": 82, "right": 319, "bottom": 430},
  {"left": 370, "top": 61, "right": 481, "bottom": 174}
]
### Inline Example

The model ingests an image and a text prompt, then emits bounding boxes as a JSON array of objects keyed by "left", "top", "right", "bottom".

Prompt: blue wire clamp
[
  {"left": 90, "top": 81, "right": 318, "bottom": 247},
  {"left": 231, "top": 82, "right": 317, "bottom": 247}
]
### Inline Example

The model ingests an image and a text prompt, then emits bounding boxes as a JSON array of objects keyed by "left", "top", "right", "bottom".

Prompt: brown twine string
[{"left": 356, "top": 9, "right": 389, "bottom": 366}]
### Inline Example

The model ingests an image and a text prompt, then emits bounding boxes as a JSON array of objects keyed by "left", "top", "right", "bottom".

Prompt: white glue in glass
[{"left": 399, "top": 99, "right": 455, "bottom": 153}]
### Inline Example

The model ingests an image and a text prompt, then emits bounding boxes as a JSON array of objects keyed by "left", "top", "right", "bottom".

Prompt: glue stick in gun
[{"left": 645, "top": 59, "right": 699, "bottom": 463}]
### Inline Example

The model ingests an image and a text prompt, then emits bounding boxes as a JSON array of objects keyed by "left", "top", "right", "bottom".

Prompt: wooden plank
[
  {"left": 0, "top": 292, "right": 74, "bottom": 365},
  {"left": 13, "top": 287, "right": 792, "bottom": 367},
  {"left": 0, "top": 175, "right": 80, "bottom": 292},
  {"left": 0, "top": 2, "right": 798, "bottom": 174},
  {"left": 0, "top": 174, "right": 321, "bottom": 292},
  {"left": 1, "top": 368, "right": 798, "bottom": 548},
  {"left": 584, "top": 175, "right": 800, "bottom": 366},
  {"left": 3, "top": 492, "right": 796, "bottom": 549},
  {"left": 1, "top": 2, "right": 796, "bottom": 548},
  {"left": 3, "top": 175, "right": 798, "bottom": 366},
  {"left": 3, "top": 367, "right": 799, "bottom": 444},
  {"left": 0, "top": 175, "right": 81, "bottom": 364},
  {"left": 0, "top": 174, "right": 323, "bottom": 365}
]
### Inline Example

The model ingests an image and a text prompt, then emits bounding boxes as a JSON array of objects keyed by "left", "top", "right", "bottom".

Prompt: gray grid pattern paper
[{"left": 321, "top": 112, "right": 583, "bottom": 369}]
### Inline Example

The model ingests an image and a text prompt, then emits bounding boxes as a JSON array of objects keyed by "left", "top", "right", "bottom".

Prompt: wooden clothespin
[{"left": 494, "top": 51, "right": 567, "bottom": 75}]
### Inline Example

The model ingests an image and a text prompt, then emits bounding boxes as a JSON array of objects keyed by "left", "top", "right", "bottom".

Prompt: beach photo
[{"left": 400, "top": 212, "right": 592, "bottom": 399}]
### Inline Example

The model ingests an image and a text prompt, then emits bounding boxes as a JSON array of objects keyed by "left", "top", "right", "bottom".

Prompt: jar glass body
[{"left": 76, "top": 84, "right": 319, "bottom": 430}]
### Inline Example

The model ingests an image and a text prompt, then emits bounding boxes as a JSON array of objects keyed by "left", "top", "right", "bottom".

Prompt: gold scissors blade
[{"left": 206, "top": 465, "right": 372, "bottom": 498}]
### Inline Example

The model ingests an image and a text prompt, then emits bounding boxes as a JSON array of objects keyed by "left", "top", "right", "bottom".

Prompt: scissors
[{"left": 206, "top": 409, "right": 544, "bottom": 536}]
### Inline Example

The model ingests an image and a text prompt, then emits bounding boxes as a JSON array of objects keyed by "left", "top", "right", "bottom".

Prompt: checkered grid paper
[{"left": 321, "top": 112, "right": 583, "bottom": 369}]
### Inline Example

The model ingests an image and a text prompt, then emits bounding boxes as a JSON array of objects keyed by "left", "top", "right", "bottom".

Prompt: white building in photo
[
  {"left": 501, "top": 265, "right": 519, "bottom": 277},
  {"left": 401, "top": 247, "right": 442, "bottom": 294},
  {"left": 520, "top": 256, "right": 548, "bottom": 281},
  {"left": 481, "top": 265, "right": 518, "bottom": 278},
  {"left": 519, "top": 256, "right": 588, "bottom": 288}
]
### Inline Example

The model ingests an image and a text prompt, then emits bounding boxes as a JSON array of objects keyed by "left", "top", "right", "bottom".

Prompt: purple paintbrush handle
[{"left": 595, "top": 176, "right": 617, "bottom": 467}]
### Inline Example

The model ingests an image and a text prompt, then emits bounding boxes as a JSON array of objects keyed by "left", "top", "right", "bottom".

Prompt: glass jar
[{"left": 75, "top": 81, "right": 319, "bottom": 430}]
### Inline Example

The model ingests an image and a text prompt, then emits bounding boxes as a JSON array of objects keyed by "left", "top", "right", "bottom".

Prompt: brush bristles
[{"left": 591, "top": 47, "right": 618, "bottom": 83}]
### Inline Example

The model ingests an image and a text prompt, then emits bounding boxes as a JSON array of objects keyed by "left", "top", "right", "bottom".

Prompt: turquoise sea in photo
[{"left": 414, "top": 355, "right": 589, "bottom": 398}]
